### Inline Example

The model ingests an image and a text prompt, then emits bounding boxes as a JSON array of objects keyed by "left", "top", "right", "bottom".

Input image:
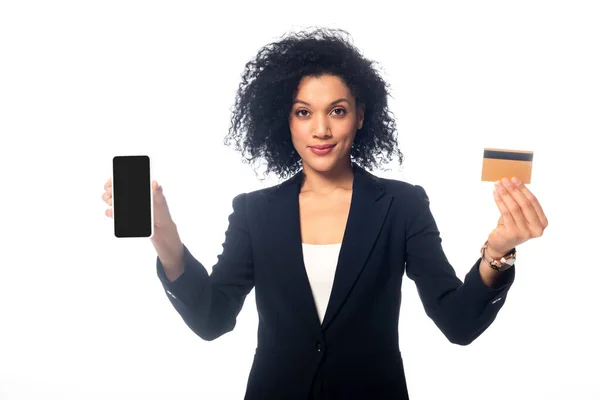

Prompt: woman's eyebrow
[{"left": 292, "top": 98, "right": 350, "bottom": 106}]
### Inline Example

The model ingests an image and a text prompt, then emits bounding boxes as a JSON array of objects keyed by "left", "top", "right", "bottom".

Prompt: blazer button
[{"left": 316, "top": 342, "right": 322, "bottom": 352}]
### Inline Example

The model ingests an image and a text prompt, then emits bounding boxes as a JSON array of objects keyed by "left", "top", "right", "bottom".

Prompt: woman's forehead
[{"left": 295, "top": 75, "right": 354, "bottom": 104}]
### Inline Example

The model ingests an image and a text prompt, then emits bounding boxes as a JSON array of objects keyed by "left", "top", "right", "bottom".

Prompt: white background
[{"left": 1, "top": 1, "right": 599, "bottom": 399}]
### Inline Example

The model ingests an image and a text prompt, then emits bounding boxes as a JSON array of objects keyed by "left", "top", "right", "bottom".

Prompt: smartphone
[{"left": 112, "top": 155, "right": 153, "bottom": 238}]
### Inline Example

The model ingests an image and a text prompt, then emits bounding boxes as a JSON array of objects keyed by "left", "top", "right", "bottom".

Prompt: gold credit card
[{"left": 481, "top": 148, "right": 533, "bottom": 184}]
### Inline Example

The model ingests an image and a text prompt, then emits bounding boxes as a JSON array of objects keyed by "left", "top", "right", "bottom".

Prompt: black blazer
[{"left": 156, "top": 163, "right": 516, "bottom": 400}]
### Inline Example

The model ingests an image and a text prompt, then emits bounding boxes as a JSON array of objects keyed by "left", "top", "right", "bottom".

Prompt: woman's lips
[{"left": 309, "top": 144, "right": 335, "bottom": 155}]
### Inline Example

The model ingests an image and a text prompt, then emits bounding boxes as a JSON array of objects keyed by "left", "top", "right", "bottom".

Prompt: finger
[
  {"left": 494, "top": 180, "right": 524, "bottom": 232},
  {"left": 105, "top": 208, "right": 112, "bottom": 218},
  {"left": 104, "top": 178, "right": 112, "bottom": 190},
  {"left": 503, "top": 177, "right": 543, "bottom": 228},
  {"left": 513, "top": 178, "right": 548, "bottom": 228},
  {"left": 152, "top": 181, "right": 164, "bottom": 201},
  {"left": 493, "top": 187, "right": 515, "bottom": 229},
  {"left": 102, "top": 191, "right": 113, "bottom": 205}
]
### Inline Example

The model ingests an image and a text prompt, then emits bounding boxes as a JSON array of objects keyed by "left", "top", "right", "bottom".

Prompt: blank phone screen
[{"left": 113, "top": 155, "right": 152, "bottom": 238}]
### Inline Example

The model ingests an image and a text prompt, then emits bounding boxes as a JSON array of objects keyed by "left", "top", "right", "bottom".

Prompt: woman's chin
[{"left": 303, "top": 157, "right": 344, "bottom": 173}]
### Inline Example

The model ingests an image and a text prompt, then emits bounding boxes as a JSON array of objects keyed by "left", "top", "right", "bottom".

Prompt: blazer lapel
[
  {"left": 265, "top": 170, "right": 323, "bottom": 337},
  {"left": 321, "top": 165, "right": 392, "bottom": 330},
  {"left": 263, "top": 163, "right": 393, "bottom": 335}
]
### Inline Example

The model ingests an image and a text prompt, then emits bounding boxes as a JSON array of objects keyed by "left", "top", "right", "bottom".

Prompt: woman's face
[{"left": 289, "top": 74, "right": 364, "bottom": 174}]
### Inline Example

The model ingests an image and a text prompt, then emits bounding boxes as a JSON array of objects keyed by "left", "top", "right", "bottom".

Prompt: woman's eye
[{"left": 295, "top": 109, "right": 345, "bottom": 117}]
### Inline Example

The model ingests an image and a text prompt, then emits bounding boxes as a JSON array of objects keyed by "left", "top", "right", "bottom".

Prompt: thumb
[{"left": 152, "top": 180, "right": 163, "bottom": 194}]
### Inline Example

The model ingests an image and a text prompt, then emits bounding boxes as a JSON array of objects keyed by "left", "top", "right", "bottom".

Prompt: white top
[{"left": 301, "top": 243, "right": 342, "bottom": 324}]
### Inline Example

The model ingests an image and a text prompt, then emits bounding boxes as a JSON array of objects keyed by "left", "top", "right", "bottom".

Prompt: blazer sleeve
[
  {"left": 155, "top": 193, "right": 254, "bottom": 341},
  {"left": 404, "top": 185, "right": 515, "bottom": 345}
]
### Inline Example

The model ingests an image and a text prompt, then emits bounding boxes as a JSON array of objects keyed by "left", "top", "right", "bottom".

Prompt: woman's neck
[{"left": 300, "top": 160, "right": 354, "bottom": 195}]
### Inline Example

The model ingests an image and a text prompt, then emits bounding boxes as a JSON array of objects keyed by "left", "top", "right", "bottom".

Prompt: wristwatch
[{"left": 480, "top": 240, "right": 516, "bottom": 272}]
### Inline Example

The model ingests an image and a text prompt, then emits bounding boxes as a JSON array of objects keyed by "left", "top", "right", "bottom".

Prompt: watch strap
[{"left": 481, "top": 241, "right": 516, "bottom": 272}]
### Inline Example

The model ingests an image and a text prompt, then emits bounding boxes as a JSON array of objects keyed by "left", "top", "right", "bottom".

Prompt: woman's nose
[{"left": 313, "top": 115, "right": 331, "bottom": 138}]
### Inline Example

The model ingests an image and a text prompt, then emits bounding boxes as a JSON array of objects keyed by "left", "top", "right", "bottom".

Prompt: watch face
[{"left": 504, "top": 258, "right": 516, "bottom": 266}]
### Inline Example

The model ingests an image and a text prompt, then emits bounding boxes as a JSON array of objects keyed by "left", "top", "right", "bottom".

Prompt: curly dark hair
[{"left": 224, "top": 27, "right": 403, "bottom": 180}]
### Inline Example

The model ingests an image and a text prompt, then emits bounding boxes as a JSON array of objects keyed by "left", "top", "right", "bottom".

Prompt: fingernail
[{"left": 511, "top": 177, "right": 521, "bottom": 185}]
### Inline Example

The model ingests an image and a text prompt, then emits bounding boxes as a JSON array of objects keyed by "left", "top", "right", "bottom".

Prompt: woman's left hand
[{"left": 486, "top": 177, "right": 549, "bottom": 257}]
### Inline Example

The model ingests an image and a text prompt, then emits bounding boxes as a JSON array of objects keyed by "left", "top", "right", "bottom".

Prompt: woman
[{"left": 102, "top": 28, "right": 547, "bottom": 399}]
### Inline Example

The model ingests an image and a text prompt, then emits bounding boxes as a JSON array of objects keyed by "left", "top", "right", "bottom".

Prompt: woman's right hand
[
  {"left": 102, "top": 177, "right": 185, "bottom": 278},
  {"left": 101, "top": 178, "right": 177, "bottom": 230}
]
